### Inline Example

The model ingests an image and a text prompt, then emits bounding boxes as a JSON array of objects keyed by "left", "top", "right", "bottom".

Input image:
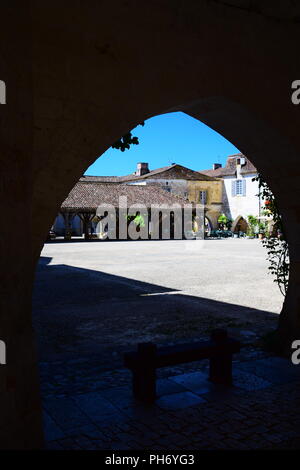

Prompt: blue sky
[{"left": 85, "top": 112, "right": 240, "bottom": 176}]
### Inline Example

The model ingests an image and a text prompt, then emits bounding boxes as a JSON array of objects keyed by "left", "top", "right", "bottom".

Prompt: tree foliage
[
  {"left": 112, "top": 122, "right": 145, "bottom": 152},
  {"left": 217, "top": 213, "right": 232, "bottom": 229},
  {"left": 126, "top": 213, "right": 146, "bottom": 228}
]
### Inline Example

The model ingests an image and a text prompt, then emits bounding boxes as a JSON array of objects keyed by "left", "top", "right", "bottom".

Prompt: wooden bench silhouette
[{"left": 124, "top": 329, "right": 241, "bottom": 403}]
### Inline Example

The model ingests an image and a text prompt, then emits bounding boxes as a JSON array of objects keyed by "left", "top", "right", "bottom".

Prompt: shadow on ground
[
  {"left": 33, "top": 257, "right": 300, "bottom": 450},
  {"left": 33, "top": 256, "right": 278, "bottom": 365}
]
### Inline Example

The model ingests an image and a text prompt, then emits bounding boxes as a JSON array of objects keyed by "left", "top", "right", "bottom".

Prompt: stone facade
[
  {"left": 55, "top": 158, "right": 269, "bottom": 236},
  {"left": 116, "top": 163, "right": 222, "bottom": 230},
  {"left": 187, "top": 180, "right": 223, "bottom": 230},
  {"left": 199, "top": 154, "right": 262, "bottom": 232},
  {"left": 53, "top": 180, "right": 204, "bottom": 240},
  {"left": 54, "top": 163, "right": 223, "bottom": 236}
]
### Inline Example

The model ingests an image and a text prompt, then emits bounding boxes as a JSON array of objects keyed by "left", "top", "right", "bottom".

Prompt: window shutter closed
[
  {"left": 232, "top": 180, "right": 236, "bottom": 197},
  {"left": 200, "top": 190, "right": 207, "bottom": 203},
  {"left": 243, "top": 179, "right": 246, "bottom": 196}
]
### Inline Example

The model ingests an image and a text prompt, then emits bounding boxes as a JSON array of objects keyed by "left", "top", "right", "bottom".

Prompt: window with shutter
[
  {"left": 199, "top": 190, "right": 207, "bottom": 203},
  {"left": 235, "top": 179, "right": 243, "bottom": 195},
  {"left": 231, "top": 180, "right": 236, "bottom": 197}
]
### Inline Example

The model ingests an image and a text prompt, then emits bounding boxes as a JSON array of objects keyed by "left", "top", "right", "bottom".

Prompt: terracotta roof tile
[
  {"left": 120, "top": 164, "right": 220, "bottom": 182},
  {"left": 80, "top": 175, "right": 120, "bottom": 183},
  {"left": 61, "top": 182, "right": 190, "bottom": 211},
  {"left": 82, "top": 164, "right": 220, "bottom": 183}
]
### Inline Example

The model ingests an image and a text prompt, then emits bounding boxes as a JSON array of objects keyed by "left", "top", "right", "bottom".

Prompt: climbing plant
[{"left": 253, "top": 174, "right": 289, "bottom": 296}]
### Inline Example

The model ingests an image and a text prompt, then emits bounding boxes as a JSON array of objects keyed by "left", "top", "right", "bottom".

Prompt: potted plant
[
  {"left": 258, "top": 221, "right": 266, "bottom": 240},
  {"left": 64, "top": 228, "right": 72, "bottom": 240},
  {"left": 246, "top": 214, "right": 258, "bottom": 238}
]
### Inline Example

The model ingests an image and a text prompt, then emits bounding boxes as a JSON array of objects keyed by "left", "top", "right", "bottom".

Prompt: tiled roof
[
  {"left": 80, "top": 175, "right": 120, "bottom": 183},
  {"left": 198, "top": 154, "right": 257, "bottom": 177},
  {"left": 82, "top": 164, "right": 220, "bottom": 183},
  {"left": 61, "top": 182, "right": 190, "bottom": 211},
  {"left": 120, "top": 164, "right": 220, "bottom": 182}
]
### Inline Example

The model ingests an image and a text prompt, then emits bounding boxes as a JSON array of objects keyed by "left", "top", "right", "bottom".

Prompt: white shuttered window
[{"left": 232, "top": 179, "right": 246, "bottom": 196}]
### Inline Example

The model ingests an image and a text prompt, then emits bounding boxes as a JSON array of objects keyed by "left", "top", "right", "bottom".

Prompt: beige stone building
[
  {"left": 54, "top": 162, "right": 223, "bottom": 236},
  {"left": 97, "top": 162, "right": 223, "bottom": 231},
  {"left": 187, "top": 175, "right": 223, "bottom": 230}
]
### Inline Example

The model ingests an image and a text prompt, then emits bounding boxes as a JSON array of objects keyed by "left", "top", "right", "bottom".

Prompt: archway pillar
[
  {"left": 0, "top": 4, "right": 44, "bottom": 447},
  {"left": 277, "top": 207, "right": 300, "bottom": 353}
]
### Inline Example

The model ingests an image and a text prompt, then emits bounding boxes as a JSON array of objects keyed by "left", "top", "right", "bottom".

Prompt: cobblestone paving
[{"left": 40, "top": 348, "right": 300, "bottom": 450}]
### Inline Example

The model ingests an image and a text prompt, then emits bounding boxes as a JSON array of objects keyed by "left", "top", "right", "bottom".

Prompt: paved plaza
[
  {"left": 32, "top": 239, "right": 300, "bottom": 450},
  {"left": 33, "top": 239, "right": 283, "bottom": 362}
]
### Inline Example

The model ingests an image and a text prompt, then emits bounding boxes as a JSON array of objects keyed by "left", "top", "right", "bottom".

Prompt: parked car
[{"left": 209, "top": 229, "right": 233, "bottom": 238}]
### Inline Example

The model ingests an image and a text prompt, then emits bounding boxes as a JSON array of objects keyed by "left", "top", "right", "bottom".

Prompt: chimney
[
  {"left": 136, "top": 162, "right": 149, "bottom": 176},
  {"left": 213, "top": 163, "right": 222, "bottom": 170}
]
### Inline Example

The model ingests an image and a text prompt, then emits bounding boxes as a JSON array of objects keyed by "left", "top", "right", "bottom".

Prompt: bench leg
[
  {"left": 132, "top": 367, "right": 156, "bottom": 403},
  {"left": 209, "top": 353, "right": 233, "bottom": 386}
]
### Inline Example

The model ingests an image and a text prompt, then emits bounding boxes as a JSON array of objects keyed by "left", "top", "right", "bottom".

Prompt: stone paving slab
[
  {"left": 232, "top": 369, "right": 272, "bottom": 391},
  {"left": 157, "top": 378, "right": 187, "bottom": 396},
  {"left": 73, "top": 392, "right": 120, "bottom": 421},
  {"left": 41, "top": 354, "right": 300, "bottom": 450},
  {"left": 169, "top": 371, "right": 213, "bottom": 394},
  {"left": 236, "top": 357, "right": 300, "bottom": 385},
  {"left": 156, "top": 391, "right": 206, "bottom": 411},
  {"left": 43, "top": 397, "right": 92, "bottom": 431},
  {"left": 42, "top": 411, "right": 65, "bottom": 441}
]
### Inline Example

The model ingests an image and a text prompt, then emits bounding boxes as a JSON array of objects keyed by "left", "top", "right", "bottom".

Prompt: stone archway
[
  {"left": 1, "top": 0, "right": 300, "bottom": 449},
  {"left": 232, "top": 216, "right": 249, "bottom": 234},
  {"left": 204, "top": 216, "right": 213, "bottom": 236}
]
